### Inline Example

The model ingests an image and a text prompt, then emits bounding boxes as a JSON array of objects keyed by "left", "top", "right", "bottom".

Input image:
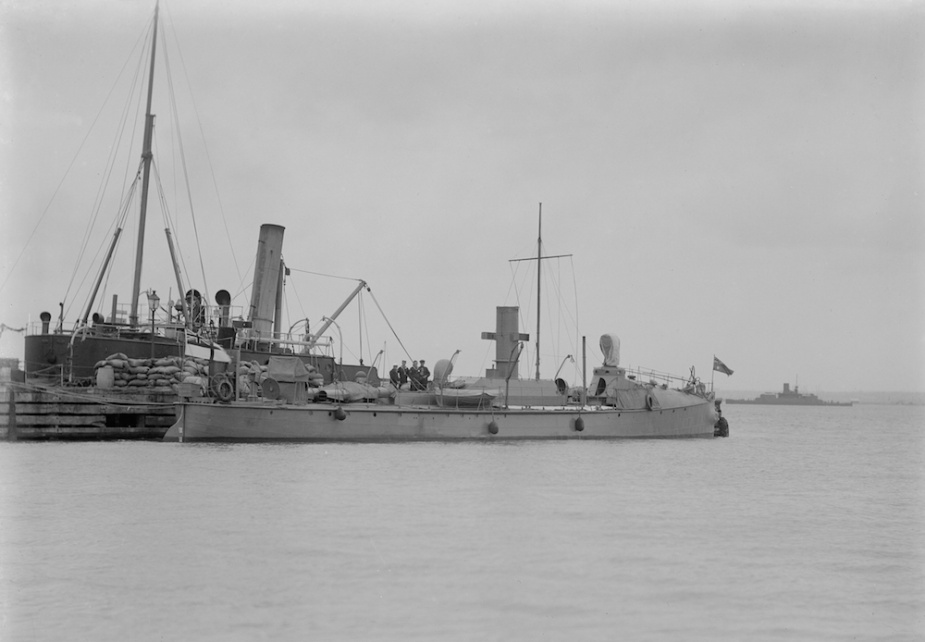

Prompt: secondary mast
[
  {"left": 509, "top": 204, "right": 572, "bottom": 381},
  {"left": 129, "top": 2, "right": 159, "bottom": 326}
]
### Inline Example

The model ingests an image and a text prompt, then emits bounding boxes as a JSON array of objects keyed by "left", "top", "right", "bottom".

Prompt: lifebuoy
[
  {"left": 213, "top": 377, "right": 234, "bottom": 403},
  {"left": 645, "top": 394, "right": 655, "bottom": 410}
]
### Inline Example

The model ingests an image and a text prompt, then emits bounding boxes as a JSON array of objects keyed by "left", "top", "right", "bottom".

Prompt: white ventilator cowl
[{"left": 599, "top": 334, "right": 620, "bottom": 367}]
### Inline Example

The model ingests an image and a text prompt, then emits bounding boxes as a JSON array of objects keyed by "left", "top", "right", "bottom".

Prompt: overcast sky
[{"left": 1, "top": 0, "right": 923, "bottom": 393}]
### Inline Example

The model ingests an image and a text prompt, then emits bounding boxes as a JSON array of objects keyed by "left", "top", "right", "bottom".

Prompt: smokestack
[
  {"left": 215, "top": 290, "right": 231, "bottom": 327},
  {"left": 481, "top": 306, "right": 529, "bottom": 379},
  {"left": 248, "top": 224, "right": 285, "bottom": 339}
]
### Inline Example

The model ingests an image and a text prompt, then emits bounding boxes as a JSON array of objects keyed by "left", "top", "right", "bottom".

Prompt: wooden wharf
[{"left": 1, "top": 379, "right": 177, "bottom": 441}]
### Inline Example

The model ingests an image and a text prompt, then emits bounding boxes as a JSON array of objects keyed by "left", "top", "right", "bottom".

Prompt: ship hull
[
  {"left": 25, "top": 333, "right": 184, "bottom": 380},
  {"left": 163, "top": 396, "right": 718, "bottom": 442}
]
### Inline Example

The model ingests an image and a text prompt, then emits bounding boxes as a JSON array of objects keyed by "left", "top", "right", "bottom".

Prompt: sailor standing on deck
[
  {"left": 418, "top": 360, "right": 430, "bottom": 389},
  {"left": 398, "top": 360, "right": 409, "bottom": 389},
  {"left": 389, "top": 365, "right": 400, "bottom": 388},
  {"left": 410, "top": 361, "right": 421, "bottom": 390}
]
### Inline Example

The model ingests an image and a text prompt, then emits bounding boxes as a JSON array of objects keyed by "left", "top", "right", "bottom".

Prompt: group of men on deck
[{"left": 389, "top": 360, "right": 430, "bottom": 391}]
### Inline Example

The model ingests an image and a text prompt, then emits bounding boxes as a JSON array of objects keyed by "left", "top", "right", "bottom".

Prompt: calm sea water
[{"left": 1, "top": 403, "right": 923, "bottom": 641}]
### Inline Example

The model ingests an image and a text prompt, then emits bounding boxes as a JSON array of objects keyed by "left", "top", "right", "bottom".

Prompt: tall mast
[
  {"left": 129, "top": 2, "right": 159, "bottom": 326},
  {"left": 535, "top": 204, "right": 542, "bottom": 381},
  {"left": 509, "top": 204, "right": 571, "bottom": 381}
]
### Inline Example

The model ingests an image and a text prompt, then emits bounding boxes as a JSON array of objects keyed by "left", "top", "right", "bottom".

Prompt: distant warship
[{"left": 726, "top": 383, "right": 853, "bottom": 406}]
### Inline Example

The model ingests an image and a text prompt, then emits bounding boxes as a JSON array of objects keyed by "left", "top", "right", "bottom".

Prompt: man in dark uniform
[
  {"left": 418, "top": 360, "right": 430, "bottom": 389},
  {"left": 398, "top": 360, "right": 409, "bottom": 389},
  {"left": 409, "top": 361, "right": 421, "bottom": 390},
  {"left": 389, "top": 365, "right": 400, "bottom": 388}
]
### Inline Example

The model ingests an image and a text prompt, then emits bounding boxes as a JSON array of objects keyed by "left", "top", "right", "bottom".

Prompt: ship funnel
[
  {"left": 248, "top": 224, "right": 285, "bottom": 340},
  {"left": 481, "top": 306, "right": 529, "bottom": 379},
  {"left": 215, "top": 289, "right": 231, "bottom": 327}
]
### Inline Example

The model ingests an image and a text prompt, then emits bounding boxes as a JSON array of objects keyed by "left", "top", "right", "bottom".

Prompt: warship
[{"left": 726, "top": 383, "right": 852, "bottom": 407}]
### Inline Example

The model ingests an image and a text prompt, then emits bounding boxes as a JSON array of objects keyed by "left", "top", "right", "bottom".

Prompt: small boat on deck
[{"left": 435, "top": 388, "right": 500, "bottom": 409}]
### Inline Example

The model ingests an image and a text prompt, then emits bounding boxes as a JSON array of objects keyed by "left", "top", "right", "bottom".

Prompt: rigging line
[
  {"left": 356, "top": 292, "right": 363, "bottom": 363},
  {"left": 71, "top": 177, "right": 139, "bottom": 321},
  {"left": 507, "top": 260, "right": 524, "bottom": 309},
  {"left": 67, "top": 192, "right": 126, "bottom": 322},
  {"left": 571, "top": 254, "right": 580, "bottom": 381},
  {"left": 359, "top": 292, "right": 371, "bottom": 365},
  {"left": 69, "top": 171, "right": 140, "bottom": 320},
  {"left": 153, "top": 159, "right": 202, "bottom": 314},
  {"left": 286, "top": 272, "right": 309, "bottom": 322},
  {"left": 162, "top": 1, "right": 242, "bottom": 286},
  {"left": 67, "top": 40, "right": 147, "bottom": 306},
  {"left": 281, "top": 285, "right": 289, "bottom": 338},
  {"left": 95, "top": 221, "right": 129, "bottom": 322},
  {"left": 287, "top": 268, "right": 364, "bottom": 282},
  {"left": 152, "top": 160, "right": 193, "bottom": 288},
  {"left": 161, "top": 36, "right": 209, "bottom": 304},
  {"left": 515, "top": 261, "right": 536, "bottom": 368},
  {"left": 506, "top": 260, "right": 530, "bottom": 373},
  {"left": 232, "top": 257, "right": 257, "bottom": 303},
  {"left": 546, "top": 257, "right": 570, "bottom": 359},
  {"left": 365, "top": 289, "right": 414, "bottom": 362},
  {"left": 540, "top": 256, "right": 579, "bottom": 374},
  {"left": 0, "top": 20, "right": 151, "bottom": 300}
]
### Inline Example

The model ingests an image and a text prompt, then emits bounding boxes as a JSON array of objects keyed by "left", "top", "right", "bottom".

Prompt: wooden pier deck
[{"left": 1, "top": 381, "right": 178, "bottom": 441}]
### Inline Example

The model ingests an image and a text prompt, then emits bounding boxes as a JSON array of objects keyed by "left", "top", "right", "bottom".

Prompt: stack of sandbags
[
  {"left": 93, "top": 353, "right": 214, "bottom": 394},
  {"left": 308, "top": 366, "right": 324, "bottom": 388},
  {"left": 236, "top": 361, "right": 269, "bottom": 397},
  {"left": 147, "top": 357, "right": 184, "bottom": 388}
]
